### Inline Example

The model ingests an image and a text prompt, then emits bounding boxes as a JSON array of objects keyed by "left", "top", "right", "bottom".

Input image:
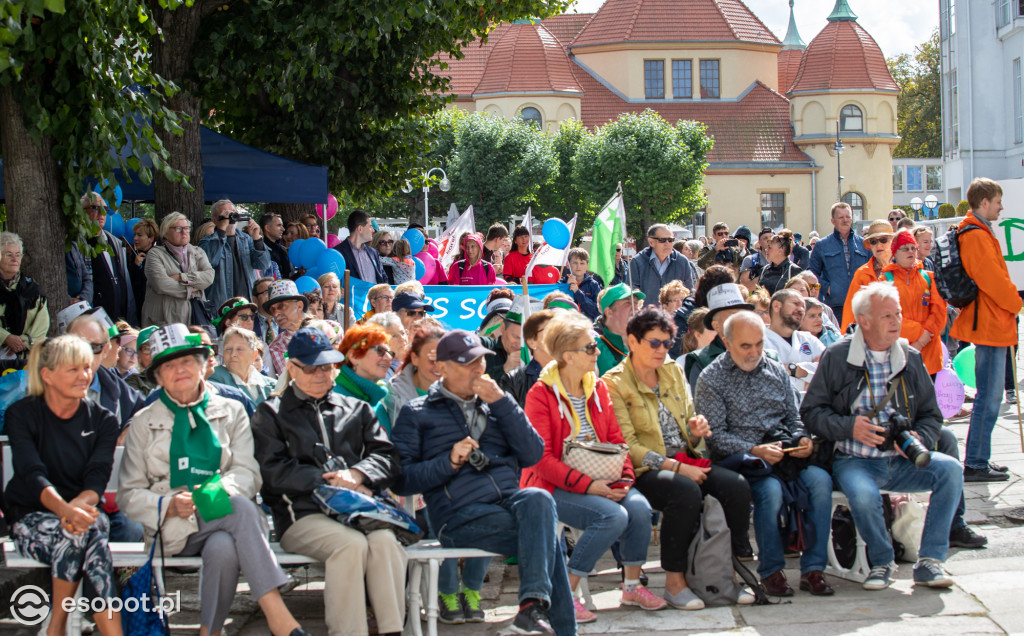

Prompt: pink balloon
[
  {"left": 934, "top": 368, "right": 965, "bottom": 419},
  {"left": 425, "top": 243, "right": 439, "bottom": 259},
  {"left": 326, "top": 234, "right": 340, "bottom": 248},
  {"left": 416, "top": 252, "right": 436, "bottom": 281},
  {"left": 316, "top": 194, "right": 339, "bottom": 220}
]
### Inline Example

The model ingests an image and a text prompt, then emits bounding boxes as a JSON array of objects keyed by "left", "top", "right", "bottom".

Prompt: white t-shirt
[{"left": 763, "top": 328, "right": 826, "bottom": 394}]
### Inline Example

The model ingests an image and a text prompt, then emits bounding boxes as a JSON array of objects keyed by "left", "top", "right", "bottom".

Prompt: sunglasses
[
  {"left": 373, "top": 345, "right": 395, "bottom": 358},
  {"left": 643, "top": 338, "right": 673, "bottom": 351},
  {"left": 379, "top": 240, "right": 394, "bottom": 246},
  {"left": 651, "top": 237, "right": 674, "bottom": 244},
  {"left": 234, "top": 313, "right": 256, "bottom": 322},
  {"left": 868, "top": 237, "right": 891, "bottom": 246},
  {"left": 808, "top": 283, "right": 822, "bottom": 291},
  {"left": 403, "top": 309, "right": 425, "bottom": 317},
  {"left": 87, "top": 341, "right": 107, "bottom": 355},
  {"left": 573, "top": 342, "right": 600, "bottom": 355},
  {"left": 888, "top": 215, "right": 904, "bottom": 222},
  {"left": 615, "top": 248, "right": 622, "bottom": 252},
  {"left": 292, "top": 362, "right": 335, "bottom": 375},
  {"left": 86, "top": 205, "right": 106, "bottom": 213}
]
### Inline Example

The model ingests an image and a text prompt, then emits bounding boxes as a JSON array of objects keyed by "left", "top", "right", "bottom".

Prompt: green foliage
[
  {"left": 887, "top": 30, "right": 940, "bottom": 158},
  {"left": 956, "top": 200, "right": 970, "bottom": 215},
  {"left": 571, "top": 110, "right": 712, "bottom": 239},
  {"left": 0, "top": 0, "right": 184, "bottom": 245},
  {"left": 446, "top": 111, "right": 558, "bottom": 228},
  {"left": 193, "top": 0, "right": 570, "bottom": 203},
  {"left": 938, "top": 202, "right": 956, "bottom": 218},
  {"left": 537, "top": 118, "right": 589, "bottom": 239}
]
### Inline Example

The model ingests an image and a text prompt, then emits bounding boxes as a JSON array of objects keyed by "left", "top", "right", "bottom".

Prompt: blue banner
[{"left": 348, "top": 280, "right": 569, "bottom": 331}]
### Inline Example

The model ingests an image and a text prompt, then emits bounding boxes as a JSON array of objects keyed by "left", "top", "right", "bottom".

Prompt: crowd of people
[{"left": 0, "top": 177, "right": 1018, "bottom": 635}]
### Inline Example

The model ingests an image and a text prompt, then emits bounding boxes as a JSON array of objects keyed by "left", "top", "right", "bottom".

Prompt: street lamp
[
  {"left": 403, "top": 167, "right": 450, "bottom": 228},
  {"left": 924, "top": 195, "right": 939, "bottom": 219},
  {"left": 834, "top": 122, "right": 845, "bottom": 202},
  {"left": 910, "top": 196, "right": 924, "bottom": 221}
]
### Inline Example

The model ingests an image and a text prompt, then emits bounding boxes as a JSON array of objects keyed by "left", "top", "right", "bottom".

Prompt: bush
[
  {"left": 938, "top": 203, "right": 956, "bottom": 218},
  {"left": 956, "top": 200, "right": 970, "bottom": 216}
]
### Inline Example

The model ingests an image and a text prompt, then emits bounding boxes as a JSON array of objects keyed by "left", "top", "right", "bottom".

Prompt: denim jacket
[{"left": 199, "top": 229, "right": 271, "bottom": 309}]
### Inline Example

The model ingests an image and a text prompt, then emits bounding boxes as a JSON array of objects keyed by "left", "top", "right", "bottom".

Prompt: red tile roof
[
  {"left": 438, "top": 25, "right": 510, "bottom": 98},
  {"left": 474, "top": 22, "right": 583, "bottom": 95},
  {"left": 570, "top": 0, "right": 780, "bottom": 48},
  {"left": 540, "top": 14, "right": 594, "bottom": 46},
  {"left": 788, "top": 19, "right": 898, "bottom": 93},
  {"left": 777, "top": 48, "right": 804, "bottom": 94}
]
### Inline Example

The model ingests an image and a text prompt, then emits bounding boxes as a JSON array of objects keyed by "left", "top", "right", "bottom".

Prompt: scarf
[
  {"left": 161, "top": 387, "right": 223, "bottom": 489},
  {"left": 335, "top": 364, "right": 388, "bottom": 406},
  {"left": 165, "top": 243, "right": 189, "bottom": 272}
]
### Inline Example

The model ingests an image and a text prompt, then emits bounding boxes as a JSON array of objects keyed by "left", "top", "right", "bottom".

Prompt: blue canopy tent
[{"left": 0, "top": 125, "right": 329, "bottom": 204}]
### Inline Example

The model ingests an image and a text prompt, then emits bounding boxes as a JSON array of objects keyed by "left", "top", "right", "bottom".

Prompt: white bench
[{"left": 826, "top": 490, "right": 901, "bottom": 583}]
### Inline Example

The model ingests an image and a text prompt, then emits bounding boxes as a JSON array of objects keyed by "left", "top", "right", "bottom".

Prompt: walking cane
[{"left": 1013, "top": 343, "right": 1022, "bottom": 453}]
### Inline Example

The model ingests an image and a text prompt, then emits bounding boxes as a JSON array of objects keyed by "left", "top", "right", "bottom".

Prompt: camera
[
  {"left": 467, "top": 448, "right": 490, "bottom": 471},
  {"left": 228, "top": 212, "right": 250, "bottom": 224},
  {"left": 724, "top": 238, "right": 739, "bottom": 248},
  {"left": 880, "top": 414, "right": 931, "bottom": 468}
]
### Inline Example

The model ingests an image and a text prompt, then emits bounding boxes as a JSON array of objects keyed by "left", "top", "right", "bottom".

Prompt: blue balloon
[
  {"left": 402, "top": 229, "right": 425, "bottom": 255},
  {"left": 288, "top": 238, "right": 307, "bottom": 265},
  {"left": 294, "top": 276, "right": 321, "bottom": 294},
  {"left": 300, "top": 238, "right": 327, "bottom": 269},
  {"left": 412, "top": 256, "right": 425, "bottom": 280},
  {"left": 316, "top": 248, "right": 347, "bottom": 278},
  {"left": 304, "top": 267, "right": 320, "bottom": 280},
  {"left": 107, "top": 212, "right": 125, "bottom": 238},
  {"left": 124, "top": 218, "right": 141, "bottom": 239},
  {"left": 103, "top": 213, "right": 114, "bottom": 234},
  {"left": 542, "top": 218, "right": 571, "bottom": 250},
  {"left": 113, "top": 185, "right": 123, "bottom": 208}
]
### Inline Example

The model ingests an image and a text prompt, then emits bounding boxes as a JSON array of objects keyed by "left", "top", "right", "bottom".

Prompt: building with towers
[{"left": 439, "top": 0, "right": 899, "bottom": 234}]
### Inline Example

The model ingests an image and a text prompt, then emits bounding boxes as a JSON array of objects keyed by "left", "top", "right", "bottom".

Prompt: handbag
[
  {"left": 121, "top": 498, "right": 170, "bottom": 636},
  {"left": 313, "top": 485, "right": 424, "bottom": 546},
  {"left": 562, "top": 439, "right": 629, "bottom": 482}
]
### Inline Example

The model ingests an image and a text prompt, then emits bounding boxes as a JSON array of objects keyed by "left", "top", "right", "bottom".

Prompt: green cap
[
  {"left": 137, "top": 326, "right": 158, "bottom": 347},
  {"left": 599, "top": 283, "right": 645, "bottom": 313}
]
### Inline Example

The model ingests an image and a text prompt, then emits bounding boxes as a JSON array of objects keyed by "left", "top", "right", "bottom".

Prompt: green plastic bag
[{"left": 192, "top": 473, "right": 233, "bottom": 522}]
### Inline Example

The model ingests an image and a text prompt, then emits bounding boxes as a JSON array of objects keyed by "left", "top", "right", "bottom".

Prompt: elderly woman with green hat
[
  {"left": 124, "top": 325, "right": 159, "bottom": 396},
  {"left": 596, "top": 283, "right": 645, "bottom": 375},
  {"left": 210, "top": 326, "right": 275, "bottom": 405},
  {"left": 117, "top": 324, "right": 312, "bottom": 636}
]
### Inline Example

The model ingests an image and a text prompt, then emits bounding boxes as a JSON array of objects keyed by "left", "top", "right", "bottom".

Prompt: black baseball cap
[{"left": 436, "top": 329, "right": 495, "bottom": 365}]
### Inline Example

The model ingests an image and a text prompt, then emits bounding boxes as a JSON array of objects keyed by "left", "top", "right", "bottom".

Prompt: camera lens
[{"left": 896, "top": 430, "right": 931, "bottom": 468}]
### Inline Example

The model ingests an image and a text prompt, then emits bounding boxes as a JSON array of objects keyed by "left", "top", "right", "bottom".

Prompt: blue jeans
[
  {"left": 438, "top": 556, "right": 492, "bottom": 596},
  {"left": 832, "top": 453, "right": 962, "bottom": 565},
  {"left": 936, "top": 427, "right": 967, "bottom": 530},
  {"left": 749, "top": 466, "right": 832, "bottom": 578},
  {"left": 551, "top": 487, "right": 652, "bottom": 578},
  {"left": 106, "top": 509, "right": 144, "bottom": 543},
  {"left": 438, "top": 488, "right": 575, "bottom": 636},
  {"left": 967, "top": 344, "right": 1007, "bottom": 469}
]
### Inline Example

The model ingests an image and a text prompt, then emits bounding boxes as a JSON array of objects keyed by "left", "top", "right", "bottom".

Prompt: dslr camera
[
  {"left": 880, "top": 414, "right": 931, "bottom": 468},
  {"left": 228, "top": 211, "right": 250, "bottom": 224}
]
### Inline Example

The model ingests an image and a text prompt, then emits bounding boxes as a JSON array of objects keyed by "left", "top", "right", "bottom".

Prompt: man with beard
[{"left": 763, "top": 288, "right": 824, "bottom": 396}]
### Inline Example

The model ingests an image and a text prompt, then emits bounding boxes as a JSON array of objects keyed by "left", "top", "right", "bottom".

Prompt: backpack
[
  {"left": 882, "top": 270, "right": 932, "bottom": 291},
  {"left": 932, "top": 224, "right": 981, "bottom": 328},
  {"left": 685, "top": 495, "right": 741, "bottom": 606}
]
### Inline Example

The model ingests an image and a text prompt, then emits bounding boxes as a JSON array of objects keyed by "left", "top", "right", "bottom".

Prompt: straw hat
[{"left": 862, "top": 220, "right": 894, "bottom": 249}]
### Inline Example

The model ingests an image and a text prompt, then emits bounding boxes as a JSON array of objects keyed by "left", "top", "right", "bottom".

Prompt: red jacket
[
  {"left": 521, "top": 372, "right": 634, "bottom": 495},
  {"left": 952, "top": 211, "right": 1023, "bottom": 346}
]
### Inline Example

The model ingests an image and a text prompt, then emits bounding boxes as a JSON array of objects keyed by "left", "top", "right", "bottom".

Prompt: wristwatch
[{"left": 788, "top": 363, "right": 798, "bottom": 377}]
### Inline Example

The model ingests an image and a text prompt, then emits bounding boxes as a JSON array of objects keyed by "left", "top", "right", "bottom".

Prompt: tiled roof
[
  {"left": 540, "top": 14, "right": 593, "bottom": 45},
  {"left": 777, "top": 48, "right": 804, "bottom": 94},
  {"left": 571, "top": 63, "right": 810, "bottom": 164},
  {"left": 438, "top": 25, "right": 511, "bottom": 98},
  {"left": 570, "top": 0, "right": 780, "bottom": 48},
  {"left": 788, "top": 19, "right": 898, "bottom": 93},
  {"left": 474, "top": 22, "right": 583, "bottom": 95}
]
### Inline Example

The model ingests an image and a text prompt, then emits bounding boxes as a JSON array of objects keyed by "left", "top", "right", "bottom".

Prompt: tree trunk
[
  {"left": 266, "top": 202, "right": 316, "bottom": 225},
  {"left": 0, "top": 84, "right": 68, "bottom": 333},
  {"left": 151, "top": 3, "right": 208, "bottom": 227}
]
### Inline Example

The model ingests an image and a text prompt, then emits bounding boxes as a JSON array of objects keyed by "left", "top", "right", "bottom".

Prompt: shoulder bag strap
[{"left": 863, "top": 370, "right": 900, "bottom": 421}]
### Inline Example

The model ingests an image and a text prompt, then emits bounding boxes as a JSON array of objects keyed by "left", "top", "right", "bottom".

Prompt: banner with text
[{"left": 348, "top": 280, "right": 569, "bottom": 331}]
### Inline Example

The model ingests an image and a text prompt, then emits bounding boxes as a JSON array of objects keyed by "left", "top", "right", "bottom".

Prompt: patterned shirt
[
  {"left": 837, "top": 349, "right": 898, "bottom": 458},
  {"left": 641, "top": 384, "right": 687, "bottom": 469},
  {"left": 269, "top": 328, "right": 294, "bottom": 375},
  {"left": 568, "top": 394, "right": 596, "bottom": 441}
]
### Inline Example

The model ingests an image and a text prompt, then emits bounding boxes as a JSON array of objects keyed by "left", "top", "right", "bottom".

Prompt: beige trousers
[{"left": 281, "top": 513, "right": 407, "bottom": 636}]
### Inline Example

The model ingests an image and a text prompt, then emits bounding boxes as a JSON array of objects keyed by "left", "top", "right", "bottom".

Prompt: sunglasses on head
[
  {"left": 643, "top": 338, "right": 673, "bottom": 351},
  {"left": 868, "top": 237, "right": 891, "bottom": 246}
]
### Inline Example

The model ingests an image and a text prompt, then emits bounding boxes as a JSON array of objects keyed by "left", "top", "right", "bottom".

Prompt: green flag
[{"left": 590, "top": 192, "right": 625, "bottom": 285}]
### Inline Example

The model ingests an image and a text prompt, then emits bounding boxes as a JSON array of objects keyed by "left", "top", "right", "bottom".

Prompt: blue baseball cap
[
  {"left": 436, "top": 329, "right": 494, "bottom": 364},
  {"left": 287, "top": 327, "right": 346, "bottom": 366},
  {"left": 393, "top": 291, "right": 434, "bottom": 313}
]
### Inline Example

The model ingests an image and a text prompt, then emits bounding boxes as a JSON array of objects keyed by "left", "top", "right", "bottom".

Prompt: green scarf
[
  {"left": 334, "top": 365, "right": 388, "bottom": 406},
  {"left": 161, "top": 388, "right": 223, "bottom": 490}
]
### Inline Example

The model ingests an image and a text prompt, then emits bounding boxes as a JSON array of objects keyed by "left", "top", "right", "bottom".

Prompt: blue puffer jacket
[
  {"left": 807, "top": 229, "right": 870, "bottom": 308},
  {"left": 390, "top": 384, "right": 544, "bottom": 530},
  {"left": 558, "top": 272, "right": 602, "bottom": 320}
]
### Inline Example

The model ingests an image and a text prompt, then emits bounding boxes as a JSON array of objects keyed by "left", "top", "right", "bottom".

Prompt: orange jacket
[
  {"left": 841, "top": 260, "right": 883, "bottom": 332},
  {"left": 881, "top": 262, "right": 947, "bottom": 374},
  {"left": 951, "top": 211, "right": 1023, "bottom": 346}
]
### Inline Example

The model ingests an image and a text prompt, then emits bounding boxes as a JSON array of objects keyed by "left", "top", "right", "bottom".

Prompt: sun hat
[
  {"left": 704, "top": 283, "right": 754, "bottom": 329},
  {"left": 145, "top": 324, "right": 212, "bottom": 381},
  {"left": 262, "top": 279, "right": 309, "bottom": 314},
  {"left": 862, "top": 220, "right": 894, "bottom": 249}
]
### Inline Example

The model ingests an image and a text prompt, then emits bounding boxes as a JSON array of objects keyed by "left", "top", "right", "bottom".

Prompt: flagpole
[{"left": 619, "top": 181, "right": 637, "bottom": 315}]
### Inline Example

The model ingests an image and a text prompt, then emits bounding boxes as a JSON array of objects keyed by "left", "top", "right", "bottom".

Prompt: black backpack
[{"left": 932, "top": 223, "right": 981, "bottom": 329}]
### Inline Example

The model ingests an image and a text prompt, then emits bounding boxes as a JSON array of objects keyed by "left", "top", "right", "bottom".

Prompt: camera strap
[{"left": 863, "top": 370, "right": 900, "bottom": 422}]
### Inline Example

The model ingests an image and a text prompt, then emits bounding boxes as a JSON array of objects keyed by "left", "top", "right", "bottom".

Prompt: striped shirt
[{"left": 567, "top": 394, "right": 596, "bottom": 441}]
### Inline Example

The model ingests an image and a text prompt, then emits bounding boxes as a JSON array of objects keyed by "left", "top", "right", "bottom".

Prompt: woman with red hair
[{"left": 334, "top": 323, "right": 395, "bottom": 433}]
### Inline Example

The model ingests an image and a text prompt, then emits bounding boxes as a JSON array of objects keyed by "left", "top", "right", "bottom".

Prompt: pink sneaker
[
  {"left": 621, "top": 584, "right": 668, "bottom": 610},
  {"left": 574, "top": 598, "right": 597, "bottom": 623}
]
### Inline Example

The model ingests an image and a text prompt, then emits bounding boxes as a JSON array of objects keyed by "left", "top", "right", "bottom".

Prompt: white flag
[
  {"left": 526, "top": 214, "right": 577, "bottom": 276},
  {"left": 438, "top": 205, "right": 476, "bottom": 271},
  {"left": 521, "top": 207, "right": 533, "bottom": 245}
]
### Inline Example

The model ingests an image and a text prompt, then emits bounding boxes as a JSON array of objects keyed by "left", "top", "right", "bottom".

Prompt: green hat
[
  {"left": 137, "top": 326, "right": 158, "bottom": 347},
  {"left": 145, "top": 324, "right": 211, "bottom": 381},
  {"left": 599, "top": 284, "right": 645, "bottom": 313},
  {"left": 504, "top": 295, "right": 543, "bottom": 325}
]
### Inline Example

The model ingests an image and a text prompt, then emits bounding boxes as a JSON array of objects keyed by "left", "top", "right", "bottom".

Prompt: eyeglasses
[
  {"left": 755, "top": 309, "right": 770, "bottom": 317},
  {"left": 373, "top": 345, "right": 395, "bottom": 358},
  {"left": 373, "top": 295, "right": 395, "bottom": 303},
  {"left": 403, "top": 309, "right": 425, "bottom": 317},
  {"left": 651, "top": 237, "right": 673, "bottom": 244},
  {"left": 138, "top": 345, "right": 151, "bottom": 356},
  {"left": 868, "top": 237, "right": 891, "bottom": 246},
  {"left": 291, "top": 362, "right": 335, "bottom": 375},
  {"left": 87, "top": 341, "right": 107, "bottom": 355},
  {"left": 379, "top": 240, "right": 394, "bottom": 246},
  {"left": 86, "top": 205, "right": 105, "bottom": 213},
  {"left": 896, "top": 246, "right": 918, "bottom": 254},
  {"left": 643, "top": 338, "right": 673, "bottom": 350},
  {"left": 304, "top": 224, "right": 319, "bottom": 230},
  {"left": 572, "top": 342, "right": 600, "bottom": 356},
  {"left": 808, "top": 283, "right": 822, "bottom": 291},
  {"left": 168, "top": 226, "right": 191, "bottom": 234},
  {"left": 254, "top": 288, "right": 270, "bottom": 297},
  {"left": 122, "top": 347, "right": 137, "bottom": 357},
  {"left": 234, "top": 313, "right": 256, "bottom": 322}
]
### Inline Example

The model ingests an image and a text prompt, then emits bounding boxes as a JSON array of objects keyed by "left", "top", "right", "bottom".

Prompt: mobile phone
[{"left": 609, "top": 479, "right": 634, "bottom": 489}]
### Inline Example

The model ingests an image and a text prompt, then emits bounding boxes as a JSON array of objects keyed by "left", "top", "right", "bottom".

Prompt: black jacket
[
  {"left": 800, "top": 330, "right": 942, "bottom": 451},
  {"left": 758, "top": 259, "right": 803, "bottom": 295},
  {"left": 251, "top": 385, "right": 400, "bottom": 538},
  {"left": 267, "top": 239, "right": 293, "bottom": 279},
  {"left": 498, "top": 359, "right": 542, "bottom": 407}
]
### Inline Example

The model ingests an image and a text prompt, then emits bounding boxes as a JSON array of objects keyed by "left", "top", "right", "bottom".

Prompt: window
[
  {"left": 840, "top": 105, "right": 863, "bottom": 132},
  {"left": 999, "top": 0, "right": 1012, "bottom": 27},
  {"left": 519, "top": 107, "right": 542, "bottom": 129},
  {"left": 1015, "top": 58, "right": 1023, "bottom": 143},
  {"left": 906, "top": 166, "right": 923, "bottom": 191},
  {"left": 841, "top": 192, "right": 865, "bottom": 222},
  {"left": 644, "top": 60, "right": 665, "bottom": 99},
  {"left": 672, "top": 60, "right": 692, "bottom": 99},
  {"left": 927, "top": 165, "right": 942, "bottom": 191},
  {"left": 699, "top": 60, "right": 720, "bottom": 99},
  {"left": 760, "top": 193, "right": 785, "bottom": 231},
  {"left": 949, "top": 70, "right": 959, "bottom": 150},
  {"left": 950, "top": 0, "right": 956, "bottom": 34},
  {"left": 893, "top": 166, "right": 904, "bottom": 191}
]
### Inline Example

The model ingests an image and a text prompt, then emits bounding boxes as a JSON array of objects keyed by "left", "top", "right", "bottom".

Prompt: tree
[
  {"left": 537, "top": 119, "right": 589, "bottom": 238},
  {"left": 0, "top": 0, "right": 181, "bottom": 326},
  {"left": 571, "top": 110, "right": 712, "bottom": 239},
  {"left": 888, "top": 30, "right": 940, "bottom": 158}
]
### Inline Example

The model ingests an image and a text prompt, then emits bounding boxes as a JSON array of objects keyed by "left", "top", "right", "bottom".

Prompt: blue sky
[{"left": 568, "top": 0, "right": 938, "bottom": 58}]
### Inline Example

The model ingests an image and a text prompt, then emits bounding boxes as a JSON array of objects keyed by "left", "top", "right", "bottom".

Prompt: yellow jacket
[{"left": 602, "top": 354, "right": 704, "bottom": 474}]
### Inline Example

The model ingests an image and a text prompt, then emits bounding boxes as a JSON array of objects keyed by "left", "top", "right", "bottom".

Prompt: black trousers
[{"left": 635, "top": 465, "right": 751, "bottom": 573}]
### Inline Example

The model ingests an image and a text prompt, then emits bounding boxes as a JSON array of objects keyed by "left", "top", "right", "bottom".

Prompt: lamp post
[
  {"left": 402, "top": 167, "right": 451, "bottom": 228},
  {"left": 924, "top": 195, "right": 939, "bottom": 219},
  {"left": 834, "top": 122, "right": 845, "bottom": 202},
  {"left": 910, "top": 196, "right": 924, "bottom": 221}
]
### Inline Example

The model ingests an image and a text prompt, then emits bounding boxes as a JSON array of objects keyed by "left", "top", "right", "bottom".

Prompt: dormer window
[
  {"left": 699, "top": 60, "right": 720, "bottom": 98},
  {"left": 840, "top": 105, "right": 863, "bottom": 131},
  {"left": 644, "top": 60, "right": 665, "bottom": 99}
]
